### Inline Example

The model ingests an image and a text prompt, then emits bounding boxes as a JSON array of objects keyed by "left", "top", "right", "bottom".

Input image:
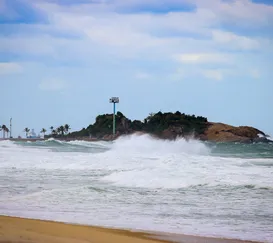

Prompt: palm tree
[
  {"left": 1, "top": 125, "right": 7, "bottom": 138},
  {"left": 5, "top": 127, "right": 9, "bottom": 138},
  {"left": 56, "top": 127, "right": 60, "bottom": 136},
  {"left": 64, "top": 124, "right": 70, "bottom": 134},
  {"left": 49, "top": 126, "right": 54, "bottom": 137},
  {"left": 41, "top": 128, "right": 47, "bottom": 137},
  {"left": 24, "top": 127, "right": 30, "bottom": 138},
  {"left": 52, "top": 129, "right": 57, "bottom": 137},
  {"left": 58, "top": 125, "right": 65, "bottom": 136}
]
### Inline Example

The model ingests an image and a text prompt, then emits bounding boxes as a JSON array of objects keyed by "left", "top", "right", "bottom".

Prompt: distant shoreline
[
  {"left": 0, "top": 137, "right": 101, "bottom": 142},
  {"left": 0, "top": 128, "right": 271, "bottom": 144}
]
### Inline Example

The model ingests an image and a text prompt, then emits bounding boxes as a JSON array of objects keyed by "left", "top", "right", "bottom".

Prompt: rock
[
  {"left": 203, "top": 122, "right": 267, "bottom": 143},
  {"left": 68, "top": 111, "right": 268, "bottom": 143},
  {"left": 161, "top": 126, "right": 184, "bottom": 140},
  {"left": 120, "top": 117, "right": 130, "bottom": 134},
  {"left": 252, "top": 137, "right": 271, "bottom": 143}
]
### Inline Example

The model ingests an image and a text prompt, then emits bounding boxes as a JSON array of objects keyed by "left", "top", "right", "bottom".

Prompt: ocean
[{"left": 0, "top": 134, "right": 273, "bottom": 242}]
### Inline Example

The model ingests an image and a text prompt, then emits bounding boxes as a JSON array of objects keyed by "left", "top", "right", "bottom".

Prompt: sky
[{"left": 0, "top": 0, "right": 273, "bottom": 138}]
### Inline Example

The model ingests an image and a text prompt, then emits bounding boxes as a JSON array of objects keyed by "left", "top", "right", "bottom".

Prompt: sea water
[{"left": 0, "top": 134, "right": 273, "bottom": 242}]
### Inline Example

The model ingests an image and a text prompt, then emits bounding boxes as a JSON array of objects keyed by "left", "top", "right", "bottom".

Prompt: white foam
[
  {"left": 1, "top": 135, "right": 273, "bottom": 242},
  {"left": 1, "top": 135, "right": 272, "bottom": 188},
  {"left": 0, "top": 140, "right": 18, "bottom": 148},
  {"left": 67, "top": 140, "right": 110, "bottom": 148},
  {"left": 111, "top": 134, "right": 210, "bottom": 156},
  {"left": 258, "top": 133, "right": 273, "bottom": 143}
]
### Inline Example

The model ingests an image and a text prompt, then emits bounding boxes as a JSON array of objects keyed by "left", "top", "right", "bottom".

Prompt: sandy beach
[{"left": 0, "top": 215, "right": 263, "bottom": 243}]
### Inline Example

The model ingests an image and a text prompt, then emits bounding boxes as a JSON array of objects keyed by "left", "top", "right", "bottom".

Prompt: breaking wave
[{"left": 1, "top": 134, "right": 273, "bottom": 242}]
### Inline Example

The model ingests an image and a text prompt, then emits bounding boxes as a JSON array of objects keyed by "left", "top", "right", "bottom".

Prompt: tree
[
  {"left": 1, "top": 125, "right": 7, "bottom": 138},
  {"left": 41, "top": 128, "right": 47, "bottom": 137},
  {"left": 24, "top": 127, "right": 30, "bottom": 138},
  {"left": 5, "top": 127, "right": 9, "bottom": 138},
  {"left": 49, "top": 126, "right": 55, "bottom": 137},
  {"left": 145, "top": 112, "right": 155, "bottom": 122},
  {"left": 64, "top": 124, "right": 70, "bottom": 134},
  {"left": 63, "top": 111, "right": 209, "bottom": 139},
  {"left": 58, "top": 126, "right": 65, "bottom": 136},
  {"left": 52, "top": 129, "right": 57, "bottom": 137},
  {"left": 117, "top": 111, "right": 124, "bottom": 118}
]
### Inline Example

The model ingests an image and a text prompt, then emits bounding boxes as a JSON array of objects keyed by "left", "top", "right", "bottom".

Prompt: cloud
[
  {"left": 39, "top": 0, "right": 273, "bottom": 27},
  {"left": 167, "top": 68, "right": 185, "bottom": 81},
  {"left": 0, "top": 0, "right": 272, "bottom": 83},
  {"left": 39, "top": 79, "right": 68, "bottom": 91},
  {"left": 167, "top": 67, "right": 227, "bottom": 81},
  {"left": 135, "top": 72, "right": 152, "bottom": 80},
  {"left": 0, "top": 0, "right": 15, "bottom": 19},
  {"left": 211, "top": 30, "right": 261, "bottom": 50},
  {"left": 202, "top": 69, "right": 224, "bottom": 81},
  {"left": 0, "top": 62, "right": 22, "bottom": 75},
  {"left": 174, "top": 53, "right": 230, "bottom": 64},
  {"left": 0, "top": 0, "right": 5, "bottom": 11},
  {"left": 189, "top": 0, "right": 273, "bottom": 27}
]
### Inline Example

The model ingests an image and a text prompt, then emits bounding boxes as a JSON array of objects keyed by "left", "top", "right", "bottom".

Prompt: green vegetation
[
  {"left": 40, "top": 128, "right": 47, "bottom": 137},
  {"left": 141, "top": 111, "right": 207, "bottom": 135},
  {"left": 24, "top": 127, "right": 30, "bottom": 138},
  {"left": 1, "top": 112, "right": 208, "bottom": 140},
  {"left": 1, "top": 125, "right": 9, "bottom": 138},
  {"left": 46, "top": 124, "right": 71, "bottom": 138},
  {"left": 67, "top": 111, "right": 208, "bottom": 139}
]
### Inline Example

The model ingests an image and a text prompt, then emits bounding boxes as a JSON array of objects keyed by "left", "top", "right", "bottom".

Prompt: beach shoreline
[
  {"left": 0, "top": 137, "right": 99, "bottom": 142},
  {"left": 0, "top": 215, "right": 264, "bottom": 243}
]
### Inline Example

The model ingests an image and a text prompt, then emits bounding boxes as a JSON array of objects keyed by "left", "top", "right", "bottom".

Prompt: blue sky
[{"left": 1, "top": 0, "right": 273, "bottom": 137}]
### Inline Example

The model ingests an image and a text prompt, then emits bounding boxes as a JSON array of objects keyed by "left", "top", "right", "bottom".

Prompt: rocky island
[{"left": 53, "top": 111, "right": 270, "bottom": 143}]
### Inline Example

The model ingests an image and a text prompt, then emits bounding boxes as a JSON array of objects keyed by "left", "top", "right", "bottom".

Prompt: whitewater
[{"left": 0, "top": 134, "right": 273, "bottom": 242}]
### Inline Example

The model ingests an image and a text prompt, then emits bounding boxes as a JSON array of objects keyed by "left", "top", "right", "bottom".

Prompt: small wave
[
  {"left": 239, "top": 184, "right": 272, "bottom": 190},
  {"left": 67, "top": 140, "right": 110, "bottom": 149},
  {"left": 100, "top": 169, "right": 273, "bottom": 189},
  {"left": 0, "top": 140, "right": 17, "bottom": 148},
  {"left": 240, "top": 159, "right": 273, "bottom": 167},
  {"left": 100, "top": 169, "right": 273, "bottom": 190},
  {"left": 44, "top": 139, "right": 65, "bottom": 145},
  {"left": 40, "top": 139, "right": 110, "bottom": 150},
  {"left": 10, "top": 138, "right": 110, "bottom": 152}
]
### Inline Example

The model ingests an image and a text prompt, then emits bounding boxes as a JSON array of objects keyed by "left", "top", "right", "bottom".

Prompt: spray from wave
[
  {"left": 1, "top": 135, "right": 273, "bottom": 242},
  {"left": 110, "top": 134, "right": 210, "bottom": 155},
  {"left": 0, "top": 140, "right": 18, "bottom": 148},
  {"left": 1, "top": 135, "right": 273, "bottom": 189}
]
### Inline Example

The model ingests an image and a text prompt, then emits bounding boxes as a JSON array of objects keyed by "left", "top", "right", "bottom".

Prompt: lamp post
[
  {"left": 10, "top": 118, "right": 12, "bottom": 138},
  {"left": 109, "top": 97, "right": 119, "bottom": 135}
]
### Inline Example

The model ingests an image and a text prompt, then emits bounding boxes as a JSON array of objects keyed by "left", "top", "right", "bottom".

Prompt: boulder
[{"left": 203, "top": 122, "right": 266, "bottom": 143}]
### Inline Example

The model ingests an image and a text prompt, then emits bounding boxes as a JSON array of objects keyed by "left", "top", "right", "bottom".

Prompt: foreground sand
[{"left": 0, "top": 215, "right": 263, "bottom": 243}]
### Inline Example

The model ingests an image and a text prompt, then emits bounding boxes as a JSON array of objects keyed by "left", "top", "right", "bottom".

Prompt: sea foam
[{"left": 0, "top": 135, "right": 273, "bottom": 242}]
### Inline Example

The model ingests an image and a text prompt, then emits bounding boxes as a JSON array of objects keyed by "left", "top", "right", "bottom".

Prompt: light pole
[
  {"left": 109, "top": 97, "right": 119, "bottom": 135},
  {"left": 10, "top": 118, "right": 12, "bottom": 138}
]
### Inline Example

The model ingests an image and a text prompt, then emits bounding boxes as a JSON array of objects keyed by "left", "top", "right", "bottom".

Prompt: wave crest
[{"left": 111, "top": 134, "right": 210, "bottom": 156}]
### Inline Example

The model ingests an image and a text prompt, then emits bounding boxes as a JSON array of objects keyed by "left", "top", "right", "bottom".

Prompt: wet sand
[{"left": 0, "top": 215, "right": 263, "bottom": 243}]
